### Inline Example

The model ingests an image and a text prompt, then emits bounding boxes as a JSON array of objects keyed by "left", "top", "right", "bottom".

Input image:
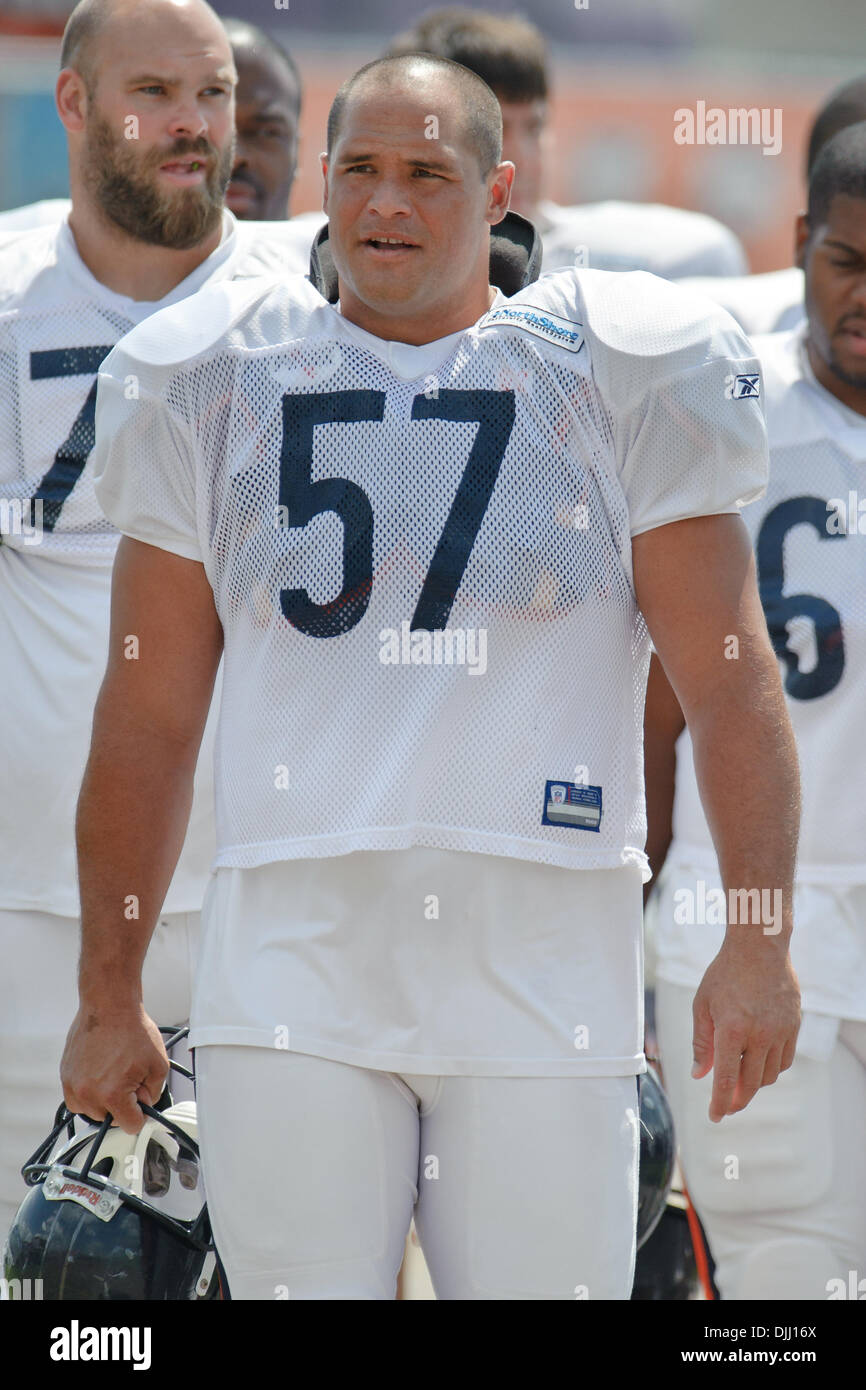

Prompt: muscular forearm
[
  {"left": 688, "top": 649, "right": 799, "bottom": 948},
  {"left": 75, "top": 695, "right": 199, "bottom": 1007}
]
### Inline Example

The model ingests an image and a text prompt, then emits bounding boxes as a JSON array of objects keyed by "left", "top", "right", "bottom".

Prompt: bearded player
[
  {"left": 646, "top": 123, "right": 866, "bottom": 1300},
  {"left": 63, "top": 54, "right": 799, "bottom": 1300},
  {"left": 0, "top": 0, "right": 314, "bottom": 1244},
  {"left": 0, "top": 18, "right": 304, "bottom": 232}
]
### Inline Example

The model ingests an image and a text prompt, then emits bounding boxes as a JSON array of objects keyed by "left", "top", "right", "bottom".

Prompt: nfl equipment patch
[
  {"left": 541, "top": 780, "right": 602, "bottom": 831},
  {"left": 480, "top": 305, "right": 584, "bottom": 353}
]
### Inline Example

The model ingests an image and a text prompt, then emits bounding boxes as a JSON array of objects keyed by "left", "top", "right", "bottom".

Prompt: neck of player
[
  {"left": 337, "top": 280, "right": 498, "bottom": 345},
  {"left": 66, "top": 196, "right": 224, "bottom": 303}
]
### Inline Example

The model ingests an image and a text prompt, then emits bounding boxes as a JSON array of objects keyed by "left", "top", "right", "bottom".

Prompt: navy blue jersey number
[
  {"left": 30, "top": 347, "right": 113, "bottom": 530},
  {"left": 756, "top": 495, "right": 845, "bottom": 700},
  {"left": 279, "top": 391, "right": 383, "bottom": 638},
  {"left": 409, "top": 389, "right": 515, "bottom": 631},
  {"left": 278, "top": 388, "right": 515, "bottom": 637}
]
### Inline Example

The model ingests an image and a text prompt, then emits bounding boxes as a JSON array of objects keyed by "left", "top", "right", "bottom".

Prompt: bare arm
[
  {"left": 642, "top": 651, "right": 686, "bottom": 907},
  {"left": 633, "top": 513, "right": 800, "bottom": 1122},
  {"left": 61, "top": 537, "right": 223, "bottom": 1132}
]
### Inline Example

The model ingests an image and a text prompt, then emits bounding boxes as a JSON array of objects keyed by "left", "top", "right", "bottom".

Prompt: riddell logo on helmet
[{"left": 59, "top": 1181, "right": 101, "bottom": 1206}]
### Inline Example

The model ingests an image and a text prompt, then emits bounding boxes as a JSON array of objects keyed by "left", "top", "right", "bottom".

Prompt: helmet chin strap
[{"left": 309, "top": 209, "right": 544, "bottom": 304}]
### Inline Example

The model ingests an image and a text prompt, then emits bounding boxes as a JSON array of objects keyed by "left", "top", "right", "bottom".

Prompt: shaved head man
[
  {"left": 59, "top": 51, "right": 798, "bottom": 1303},
  {"left": 322, "top": 54, "right": 508, "bottom": 342},
  {"left": 223, "top": 18, "right": 301, "bottom": 220},
  {"left": 58, "top": 0, "right": 236, "bottom": 290}
]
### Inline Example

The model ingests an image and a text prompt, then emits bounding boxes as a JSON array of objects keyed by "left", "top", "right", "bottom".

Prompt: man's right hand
[{"left": 61, "top": 1005, "right": 169, "bottom": 1135}]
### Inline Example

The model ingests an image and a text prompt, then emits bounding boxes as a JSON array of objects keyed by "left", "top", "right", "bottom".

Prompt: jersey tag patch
[
  {"left": 541, "top": 780, "right": 602, "bottom": 831},
  {"left": 480, "top": 305, "right": 584, "bottom": 353},
  {"left": 731, "top": 373, "right": 760, "bottom": 399}
]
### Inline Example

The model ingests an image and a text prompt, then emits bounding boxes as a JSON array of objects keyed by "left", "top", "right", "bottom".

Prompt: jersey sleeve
[
  {"left": 93, "top": 339, "right": 202, "bottom": 562},
  {"left": 578, "top": 270, "right": 769, "bottom": 538}
]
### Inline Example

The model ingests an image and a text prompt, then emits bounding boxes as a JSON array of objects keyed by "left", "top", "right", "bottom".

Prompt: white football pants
[
  {"left": 656, "top": 978, "right": 866, "bottom": 1300},
  {"left": 194, "top": 1045, "right": 640, "bottom": 1300},
  {"left": 0, "top": 907, "right": 199, "bottom": 1248}
]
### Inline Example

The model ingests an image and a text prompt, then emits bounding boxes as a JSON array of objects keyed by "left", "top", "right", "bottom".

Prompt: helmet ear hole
[
  {"left": 143, "top": 1140, "right": 171, "bottom": 1197},
  {"left": 175, "top": 1156, "right": 199, "bottom": 1191}
]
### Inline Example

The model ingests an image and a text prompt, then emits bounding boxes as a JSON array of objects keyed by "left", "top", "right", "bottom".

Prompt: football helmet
[
  {"left": 3, "top": 1027, "right": 218, "bottom": 1300},
  {"left": 636, "top": 1064, "right": 676, "bottom": 1249},
  {"left": 632, "top": 1193, "right": 706, "bottom": 1300}
]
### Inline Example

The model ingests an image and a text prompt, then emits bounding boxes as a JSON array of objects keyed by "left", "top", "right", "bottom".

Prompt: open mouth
[
  {"left": 363, "top": 235, "right": 420, "bottom": 254},
  {"left": 159, "top": 157, "right": 208, "bottom": 185}
]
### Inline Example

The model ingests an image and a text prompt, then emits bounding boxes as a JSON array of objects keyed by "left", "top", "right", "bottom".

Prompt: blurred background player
[
  {"left": 222, "top": 17, "right": 301, "bottom": 220},
  {"left": 0, "top": 16, "right": 305, "bottom": 230},
  {"left": 679, "top": 76, "right": 866, "bottom": 336},
  {"left": 0, "top": 0, "right": 312, "bottom": 1248},
  {"left": 386, "top": 6, "right": 747, "bottom": 278},
  {"left": 645, "top": 123, "right": 866, "bottom": 1299}
]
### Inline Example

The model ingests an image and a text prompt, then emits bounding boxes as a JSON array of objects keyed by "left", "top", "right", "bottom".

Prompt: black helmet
[
  {"left": 4, "top": 1028, "right": 217, "bottom": 1300},
  {"left": 636, "top": 1065, "right": 676, "bottom": 1250}
]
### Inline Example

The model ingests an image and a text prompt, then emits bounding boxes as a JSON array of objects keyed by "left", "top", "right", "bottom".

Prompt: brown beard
[{"left": 82, "top": 109, "right": 234, "bottom": 250}]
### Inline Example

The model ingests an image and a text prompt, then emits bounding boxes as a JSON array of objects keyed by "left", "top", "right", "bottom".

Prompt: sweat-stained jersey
[
  {"left": 93, "top": 269, "right": 768, "bottom": 882},
  {"left": 537, "top": 200, "right": 748, "bottom": 278},
  {"left": 0, "top": 211, "right": 313, "bottom": 917},
  {"left": 656, "top": 326, "right": 866, "bottom": 1020}
]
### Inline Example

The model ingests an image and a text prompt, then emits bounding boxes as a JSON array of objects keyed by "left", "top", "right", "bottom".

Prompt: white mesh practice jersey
[
  {"left": 0, "top": 198, "right": 72, "bottom": 233},
  {"left": 537, "top": 200, "right": 748, "bottom": 279},
  {"left": 678, "top": 266, "right": 805, "bottom": 336},
  {"left": 0, "top": 211, "right": 315, "bottom": 917},
  {"left": 0, "top": 212, "right": 315, "bottom": 563},
  {"left": 94, "top": 268, "right": 767, "bottom": 879},
  {"left": 671, "top": 326, "right": 866, "bottom": 884}
]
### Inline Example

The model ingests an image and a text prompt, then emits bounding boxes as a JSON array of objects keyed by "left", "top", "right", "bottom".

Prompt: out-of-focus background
[{"left": 2, "top": 0, "right": 865, "bottom": 269}]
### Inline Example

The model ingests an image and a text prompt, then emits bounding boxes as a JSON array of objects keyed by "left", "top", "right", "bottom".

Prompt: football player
[
  {"left": 63, "top": 54, "right": 799, "bottom": 1301},
  {"left": 0, "top": 0, "right": 314, "bottom": 1245},
  {"left": 0, "top": 17, "right": 305, "bottom": 230},
  {"left": 646, "top": 123, "right": 866, "bottom": 1299},
  {"left": 386, "top": 6, "right": 747, "bottom": 278},
  {"left": 221, "top": 18, "right": 302, "bottom": 221},
  {"left": 678, "top": 76, "right": 866, "bottom": 337}
]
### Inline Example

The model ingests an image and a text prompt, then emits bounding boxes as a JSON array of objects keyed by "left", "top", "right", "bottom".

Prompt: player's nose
[
  {"left": 366, "top": 176, "right": 413, "bottom": 219},
  {"left": 165, "top": 100, "right": 209, "bottom": 142}
]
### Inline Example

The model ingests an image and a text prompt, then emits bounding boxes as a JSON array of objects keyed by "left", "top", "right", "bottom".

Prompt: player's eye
[
  {"left": 829, "top": 258, "right": 861, "bottom": 269},
  {"left": 137, "top": 85, "right": 165, "bottom": 95},
  {"left": 412, "top": 168, "right": 442, "bottom": 179},
  {"left": 203, "top": 87, "right": 230, "bottom": 98}
]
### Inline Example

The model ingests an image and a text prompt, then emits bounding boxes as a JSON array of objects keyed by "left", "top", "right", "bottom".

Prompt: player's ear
[
  {"left": 320, "top": 152, "right": 330, "bottom": 214},
  {"left": 56, "top": 68, "right": 88, "bottom": 134},
  {"left": 486, "top": 160, "right": 514, "bottom": 226},
  {"left": 794, "top": 212, "right": 809, "bottom": 270}
]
